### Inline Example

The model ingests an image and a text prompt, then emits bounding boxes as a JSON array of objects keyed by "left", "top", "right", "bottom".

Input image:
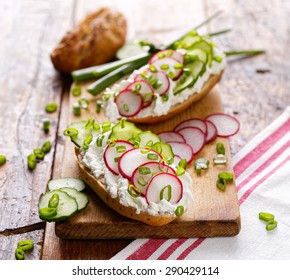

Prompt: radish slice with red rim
[
  {"left": 145, "top": 173, "right": 183, "bottom": 204},
  {"left": 115, "top": 90, "right": 143, "bottom": 117},
  {"left": 135, "top": 71, "right": 170, "bottom": 96},
  {"left": 174, "top": 118, "right": 207, "bottom": 135},
  {"left": 204, "top": 119, "right": 218, "bottom": 143},
  {"left": 151, "top": 57, "right": 183, "bottom": 81},
  {"left": 131, "top": 161, "right": 175, "bottom": 195},
  {"left": 157, "top": 131, "right": 185, "bottom": 143},
  {"left": 149, "top": 49, "right": 184, "bottom": 64},
  {"left": 103, "top": 140, "right": 134, "bottom": 175},
  {"left": 126, "top": 80, "right": 154, "bottom": 108},
  {"left": 167, "top": 141, "right": 194, "bottom": 163},
  {"left": 173, "top": 155, "right": 182, "bottom": 166},
  {"left": 177, "top": 127, "right": 206, "bottom": 155},
  {"left": 118, "top": 148, "right": 162, "bottom": 179},
  {"left": 205, "top": 113, "right": 240, "bottom": 137}
]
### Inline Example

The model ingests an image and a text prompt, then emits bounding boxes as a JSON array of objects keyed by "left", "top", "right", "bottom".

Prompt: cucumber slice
[
  {"left": 116, "top": 42, "right": 149, "bottom": 60},
  {"left": 109, "top": 120, "right": 142, "bottom": 141},
  {"left": 48, "top": 177, "right": 86, "bottom": 192},
  {"left": 175, "top": 35, "right": 201, "bottom": 49},
  {"left": 137, "top": 131, "right": 160, "bottom": 148},
  {"left": 38, "top": 190, "right": 78, "bottom": 222},
  {"left": 65, "top": 120, "right": 92, "bottom": 148},
  {"left": 59, "top": 187, "right": 89, "bottom": 211},
  {"left": 191, "top": 40, "right": 213, "bottom": 66},
  {"left": 186, "top": 49, "right": 208, "bottom": 64},
  {"left": 173, "top": 60, "right": 204, "bottom": 95},
  {"left": 151, "top": 142, "right": 174, "bottom": 165}
]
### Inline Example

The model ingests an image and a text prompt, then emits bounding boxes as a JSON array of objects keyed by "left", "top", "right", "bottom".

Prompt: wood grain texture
[{"left": 0, "top": 0, "right": 74, "bottom": 260}]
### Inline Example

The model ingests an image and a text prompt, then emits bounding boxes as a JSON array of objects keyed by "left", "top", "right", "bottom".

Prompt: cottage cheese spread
[
  {"left": 104, "top": 48, "right": 226, "bottom": 122},
  {"left": 81, "top": 131, "right": 193, "bottom": 216}
]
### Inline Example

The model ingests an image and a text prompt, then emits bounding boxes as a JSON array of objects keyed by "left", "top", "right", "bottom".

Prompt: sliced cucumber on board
[
  {"left": 59, "top": 187, "right": 89, "bottom": 211},
  {"left": 109, "top": 120, "right": 142, "bottom": 141},
  {"left": 137, "top": 131, "right": 160, "bottom": 147},
  {"left": 66, "top": 120, "right": 92, "bottom": 148},
  {"left": 38, "top": 190, "right": 78, "bottom": 222},
  {"left": 48, "top": 177, "right": 86, "bottom": 192}
]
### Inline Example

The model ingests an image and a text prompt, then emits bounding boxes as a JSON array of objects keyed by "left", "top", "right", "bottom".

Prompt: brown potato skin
[{"left": 50, "top": 7, "right": 127, "bottom": 73}]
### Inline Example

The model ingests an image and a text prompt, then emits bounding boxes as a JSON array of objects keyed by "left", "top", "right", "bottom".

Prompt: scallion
[
  {"left": 48, "top": 193, "right": 59, "bottom": 208},
  {"left": 259, "top": 212, "right": 275, "bottom": 222},
  {"left": 160, "top": 185, "right": 172, "bottom": 201},
  {"left": 41, "top": 141, "right": 51, "bottom": 154},
  {"left": 96, "top": 100, "right": 102, "bottom": 113},
  {"left": 127, "top": 184, "right": 141, "bottom": 197},
  {"left": 72, "top": 85, "right": 82, "bottom": 96},
  {"left": 116, "top": 145, "right": 126, "bottom": 153},
  {"left": 42, "top": 118, "right": 50, "bottom": 133},
  {"left": 218, "top": 172, "right": 234, "bottom": 182},
  {"left": 17, "top": 240, "right": 34, "bottom": 252},
  {"left": 85, "top": 118, "right": 94, "bottom": 130},
  {"left": 216, "top": 142, "right": 225, "bottom": 155},
  {"left": 34, "top": 148, "right": 45, "bottom": 160},
  {"left": 175, "top": 205, "right": 184, "bottom": 217},
  {"left": 147, "top": 153, "right": 158, "bottom": 160},
  {"left": 0, "top": 155, "right": 6, "bottom": 166},
  {"left": 45, "top": 102, "right": 57, "bottom": 113},
  {"left": 266, "top": 220, "right": 278, "bottom": 231},
  {"left": 138, "top": 166, "right": 151, "bottom": 175},
  {"left": 73, "top": 103, "right": 81, "bottom": 116},
  {"left": 63, "top": 127, "right": 78, "bottom": 137}
]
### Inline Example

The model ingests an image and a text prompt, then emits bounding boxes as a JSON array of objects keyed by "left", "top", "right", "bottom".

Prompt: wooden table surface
[{"left": 1, "top": 0, "right": 289, "bottom": 260}]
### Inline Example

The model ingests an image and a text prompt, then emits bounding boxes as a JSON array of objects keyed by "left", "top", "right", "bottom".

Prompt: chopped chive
[
  {"left": 213, "top": 56, "right": 223, "bottom": 63},
  {"left": 137, "top": 176, "right": 147, "bottom": 187},
  {"left": 162, "top": 94, "right": 169, "bottom": 102},
  {"left": 157, "top": 52, "right": 166, "bottom": 59},
  {"left": 45, "top": 102, "right": 57, "bottom": 113},
  {"left": 41, "top": 141, "right": 51, "bottom": 154},
  {"left": 194, "top": 158, "right": 209, "bottom": 174},
  {"left": 17, "top": 240, "right": 34, "bottom": 252},
  {"left": 27, "top": 154, "right": 37, "bottom": 170},
  {"left": 120, "top": 118, "right": 126, "bottom": 128},
  {"left": 167, "top": 71, "right": 176, "bottom": 79},
  {"left": 178, "top": 159, "right": 187, "bottom": 169},
  {"left": 166, "top": 50, "right": 173, "bottom": 56},
  {"left": 78, "top": 98, "right": 90, "bottom": 109},
  {"left": 216, "top": 142, "right": 225, "bottom": 155},
  {"left": 134, "top": 82, "right": 141, "bottom": 92},
  {"left": 259, "top": 212, "right": 275, "bottom": 222},
  {"left": 102, "top": 94, "right": 111, "bottom": 101},
  {"left": 116, "top": 145, "right": 126, "bottom": 153},
  {"left": 42, "top": 118, "right": 50, "bottom": 133},
  {"left": 266, "top": 220, "right": 278, "bottom": 231},
  {"left": 160, "top": 64, "right": 169, "bottom": 70},
  {"left": 93, "top": 123, "right": 100, "bottom": 131},
  {"left": 127, "top": 184, "right": 141, "bottom": 197},
  {"left": 48, "top": 193, "right": 59, "bottom": 208},
  {"left": 175, "top": 166, "right": 185, "bottom": 176},
  {"left": 85, "top": 118, "right": 94, "bottom": 129},
  {"left": 39, "top": 207, "right": 57, "bottom": 218},
  {"left": 15, "top": 248, "right": 25, "bottom": 260},
  {"left": 147, "top": 153, "right": 158, "bottom": 160},
  {"left": 33, "top": 148, "right": 45, "bottom": 160},
  {"left": 73, "top": 103, "right": 81, "bottom": 116},
  {"left": 96, "top": 100, "right": 102, "bottom": 113},
  {"left": 123, "top": 103, "right": 129, "bottom": 112},
  {"left": 174, "top": 63, "right": 184, "bottom": 69},
  {"left": 218, "top": 172, "right": 234, "bottom": 182},
  {"left": 160, "top": 185, "right": 172, "bottom": 201},
  {"left": 216, "top": 178, "right": 226, "bottom": 191},
  {"left": 102, "top": 122, "right": 111, "bottom": 133},
  {"left": 0, "top": 155, "right": 6, "bottom": 165},
  {"left": 213, "top": 154, "right": 228, "bottom": 165},
  {"left": 63, "top": 127, "right": 78, "bottom": 137},
  {"left": 138, "top": 166, "right": 151, "bottom": 175},
  {"left": 114, "top": 156, "right": 120, "bottom": 162},
  {"left": 149, "top": 64, "right": 157, "bottom": 73},
  {"left": 175, "top": 205, "right": 184, "bottom": 217},
  {"left": 72, "top": 85, "right": 82, "bottom": 96},
  {"left": 82, "top": 135, "right": 93, "bottom": 150},
  {"left": 146, "top": 140, "right": 153, "bottom": 147},
  {"left": 143, "top": 93, "right": 153, "bottom": 103},
  {"left": 158, "top": 161, "right": 169, "bottom": 173},
  {"left": 96, "top": 135, "right": 104, "bottom": 147}
]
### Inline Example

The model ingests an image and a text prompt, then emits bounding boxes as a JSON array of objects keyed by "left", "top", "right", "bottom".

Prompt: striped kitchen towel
[{"left": 112, "top": 107, "right": 290, "bottom": 260}]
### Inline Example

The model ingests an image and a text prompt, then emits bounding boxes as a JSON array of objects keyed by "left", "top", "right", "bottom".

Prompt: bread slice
[
  {"left": 127, "top": 71, "right": 223, "bottom": 124},
  {"left": 75, "top": 148, "right": 176, "bottom": 226}
]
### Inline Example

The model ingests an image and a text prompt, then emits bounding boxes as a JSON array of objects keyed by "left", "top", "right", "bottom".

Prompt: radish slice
[
  {"left": 118, "top": 148, "right": 162, "bottom": 179},
  {"left": 131, "top": 162, "right": 175, "bottom": 195},
  {"left": 151, "top": 57, "right": 183, "bottom": 81},
  {"left": 103, "top": 141, "right": 134, "bottom": 175},
  {"left": 167, "top": 141, "right": 194, "bottom": 163},
  {"left": 126, "top": 80, "right": 154, "bottom": 108},
  {"left": 174, "top": 118, "right": 207, "bottom": 135},
  {"left": 177, "top": 127, "right": 206, "bottom": 155},
  {"left": 115, "top": 90, "right": 143, "bottom": 117},
  {"left": 145, "top": 173, "right": 183, "bottom": 204},
  {"left": 173, "top": 155, "right": 182, "bottom": 166},
  {"left": 157, "top": 131, "right": 185, "bottom": 143},
  {"left": 205, "top": 113, "right": 240, "bottom": 137},
  {"left": 149, "top": 49, "right": 184, "bottom": 64},
  {"left": 204, "top": 120, "right": 218, "bottom": 143},
  {"left": 135, "top": 71, "right": 170, "bottom": 96}
]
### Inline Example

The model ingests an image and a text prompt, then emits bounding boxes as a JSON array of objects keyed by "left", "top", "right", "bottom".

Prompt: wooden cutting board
[{"left": 54, "top": 81, "right": 241, "bottom": 239}]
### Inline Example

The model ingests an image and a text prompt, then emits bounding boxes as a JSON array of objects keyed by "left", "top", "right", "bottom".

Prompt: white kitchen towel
[{"left": 112, "top": 107, "right": 290, "bottom": 260}]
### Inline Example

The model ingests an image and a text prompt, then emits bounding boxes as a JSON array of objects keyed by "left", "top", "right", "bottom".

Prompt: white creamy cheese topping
[
  {"left": 81, "top": 132, "right": 193, "bottom": 216},
  {"left": 104, "top": 47, "right": 226, "bottom": 121}
]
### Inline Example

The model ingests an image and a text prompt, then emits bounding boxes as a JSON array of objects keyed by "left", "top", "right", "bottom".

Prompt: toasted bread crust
[
  {"left": 76, "top": 149, "right": 176, "bottom": 226},
  {"left": 127, "top": 71, "right": 223, "bottom": 124}
]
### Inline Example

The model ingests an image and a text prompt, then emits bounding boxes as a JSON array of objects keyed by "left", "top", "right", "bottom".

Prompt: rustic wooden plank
[
  {"left": 0, "top": 0, "right": 75, "bottom": 260},
  {"left": 205, "top": 0, "right": 290, "bottom": 155}
]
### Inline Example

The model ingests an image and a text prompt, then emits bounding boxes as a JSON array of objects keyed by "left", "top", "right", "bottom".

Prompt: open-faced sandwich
[
  {"left": 64, "top": 118, "right": 193, "bottom": 226},
  {"left": 102, "top": 31, "right": 226, "bottom": 123}
]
